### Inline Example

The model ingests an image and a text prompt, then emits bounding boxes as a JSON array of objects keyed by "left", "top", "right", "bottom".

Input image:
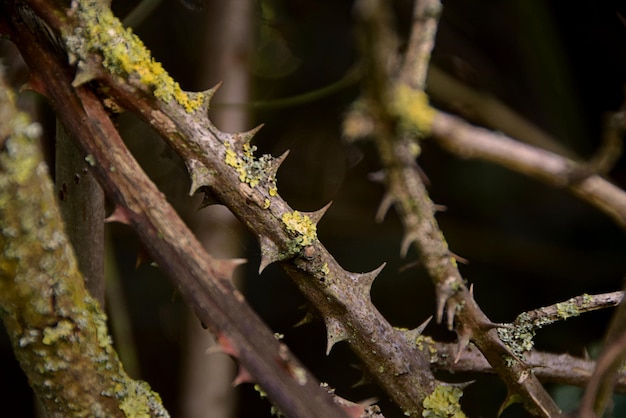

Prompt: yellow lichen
[
  {"left": 67, "top": 1, "right": 203, "bottom": 113},
  {"left": 422, "top": 385, "right": 466, "bottom": 418},
  {"left": 392, "top": 84, "right": 435, "bottom": 135},
  {"left": 42, "top": 320, "right": 75, "bottom": 345},
  {"left": 282, "top": 211, "right": 317, "bottom": 247},
  {"left": 224, "top": 141, "right": 281, "bottom": 201},
  {"left": 321, "top": 262, "right": 330, "bottom": 275}
]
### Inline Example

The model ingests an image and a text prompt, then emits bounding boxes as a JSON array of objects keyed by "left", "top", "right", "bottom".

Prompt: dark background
[{"left": 2, "top": 0, "right": 626, "bottom": 416}]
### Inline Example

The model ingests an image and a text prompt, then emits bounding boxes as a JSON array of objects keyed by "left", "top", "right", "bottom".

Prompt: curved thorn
[
  {"left": 325, "top": 316, "right": 349, "bottom": 355},
  {"left": 187, "top": 159, "right": 214, "bottom": 196},
  {"left": 196, "top": 81, "right": 222, "bottom": 112},
  {"left": 303, "top": 201, "right": 333, "bottom": 225},
  {"left": 258, "top": 235, "right": 283, "bottom": 273},
  {"left": 294, "top": 305, "right": 317, "bottom": 328},
  {"left": 400, "top": 232, "right": 418, "bottom": 258},
  {"left": 104, "top": 205, "right": 132, "bottom": 225},
  {"left": 266, "top": 149, "right": 290, "bottom": 178},
  {"left": 350, "top": 263, "right": 386, "bottom": 299},
  {"left": 216, "top": 258, "right": 247, "bottom": 281},
  {"left": 232, "top": 123, "right": 264, "bottom": 146},
  {"left": 232, "top": 366, "right": 254, "bottom": 386},
  {"left": 402, "top": 316, "right": 433, "bottom": 343},
  {"left": 375, "top": 193, "right": 395, "bottom": 223},
  {"left": 449, "top": 251, "right": 469, "bottom": 264},
  {"left": 497, "top": 390, "right": 522, "bottom": 417},
  {"left": 367, "top": 170, "right": 385, "bottom": 184},
  {"left": 72, "top": 63, "right": 99, "bottom": 87}
]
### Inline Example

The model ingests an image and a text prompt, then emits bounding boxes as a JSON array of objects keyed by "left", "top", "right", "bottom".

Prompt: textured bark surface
[{"left": 0, "top": 70, "right": 168, "bottom": 418}]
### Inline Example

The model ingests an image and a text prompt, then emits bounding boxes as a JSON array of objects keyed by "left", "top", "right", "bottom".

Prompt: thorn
[
  {"left": 367, "top": 170, "right": 385, "bottom": 184},
  {"left": 454, "top": 329, "right": 472, "bottom": 364},
  {"left": 400, "top": 232, "right": 418, "bottom": 258},
  {"left": 135, "top": 244, "right": 152, "bottom": 269},
  {"left": 72, "top": 62, "right": 99, "bottom": 87},
  {"left": 324, "top": 316, "right": 349, "bottom": 355},
  {"left": 498, "top": 390, "right": 522, "bottom": 417},
  {"left": 434, "top": 204, "right": 447, "bottom": 212},
  {"left": 294, "top": 305, "right": 317, "bottom": 327},
  {"left": 446, "top": 299, "right": 457, "bottom": 331},
  {"left": 258, "top": 235, "right": 284, "bottom": 273},
  {"left": 402, "top": 316, "right": 433, "bottom": 343},
  {"left": 303, "top": 201, "right": 332, "bottom": 225},
  {"left": 193, "top": 81, "right": 222, "bottom": 113},
  {"left": 435, "top": 276, "right": 460, "bottom": 326},
  {"left": 449, "top": 251, "right": 469, "bottom": 264},
  {"left": 104, "top": 205, "right": 132, "bottom": 225},
  {"left": 187, "top": 159, "right": 214, "bottom": 196},
  {"left": 583, "top": 347, "right": 590, "bottom": 360},
  {"left": 210, "top": 333, "right": 238, "bottom": 358},
  {"left": 448, "top": 380, "right": 476, "bottom": 391},
  {"left": 232, "top": 124, "right": 264, "bottom": 147},
  {"left": 266, "top": 150, "right": 290, "bottom": 178},
  {"left": 232, "top": 366, "right": 255, "bottom": 386},
  {"left": 398, "top": 259, "right": 420, "bottom": 273},
  {"left": 349, "top": 263, "right": 386, "bottom": 299},
  {"left": 375, "top": 193, "right": 395, "bottom": 223},
  {"left": 21, "top": 74, "right": 47, "bottom": 96},
  {"left": 415, "top": 315, "right": 433, "bottom": 335},
  {"left": 215, "top": 258, "right": 247, "bottom": 281}
]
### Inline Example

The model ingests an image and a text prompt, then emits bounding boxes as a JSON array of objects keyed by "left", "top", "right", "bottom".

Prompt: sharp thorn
[
  {"left": 303, "top": 201, "right": 332, "bottom": 225},
  {"left": 350, "top": 263, "right": 386, "bottom": 299},
  {"left": 325, "top": 316, "right": 349, "bottom": 355},
  {"left": 266, "top": 150, "right": 290, "bottom": 178},
  {"left": 104, "top": 205, "right": 132, "bottom": 225},
  {"left": 258, "top": 235, "right": 283, "bottom": 273},
  {"left": 232, "top": 124, "right": 264, "bottom": 146}
]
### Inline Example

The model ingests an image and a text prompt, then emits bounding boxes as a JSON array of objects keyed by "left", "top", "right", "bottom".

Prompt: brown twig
[{"left": 6, "top": 3, "right": 348, "bottom": 417}]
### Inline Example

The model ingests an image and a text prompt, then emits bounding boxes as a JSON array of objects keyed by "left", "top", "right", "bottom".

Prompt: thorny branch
[{"left": 3, "top": 0, "right": 626, "bottom": 416}]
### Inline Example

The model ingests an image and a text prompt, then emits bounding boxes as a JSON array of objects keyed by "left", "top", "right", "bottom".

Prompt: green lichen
[
  {"left": 556, "top": 301, "right": 580, "bottom": 320},
  {"left": 392, "top": 84, "right": 435, "bottom": 135},
  {"left": 66, "top": 1, "right": 203, "bottom": 112},
  {"left": 422, "top": 385, "right": 466, "bottom": 418},
  {"left": 282, "top": 211, "right": 317, "bottom": 251},
  {"left": 497, "top": 313, "right": 535, "bottom": 358}
]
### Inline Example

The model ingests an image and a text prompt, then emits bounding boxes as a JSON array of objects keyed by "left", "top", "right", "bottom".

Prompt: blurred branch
[
  {"left": 353, "top": 0, "right": 562, "bottom": 415},
  {"left": 580, "top": 284, "right": 626, "bottom": 416},
  {"left": 400, "top": 0, "right": 441, "bottom": 89},
  {"left": 0, "top": 65, "right": 167, "bottom": 418},
  {"left": 426, "top": 66, "right": 577, "bottom": 158},
  {"left": 430, "top": 111, "right": 626, "bottom": 230}
]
